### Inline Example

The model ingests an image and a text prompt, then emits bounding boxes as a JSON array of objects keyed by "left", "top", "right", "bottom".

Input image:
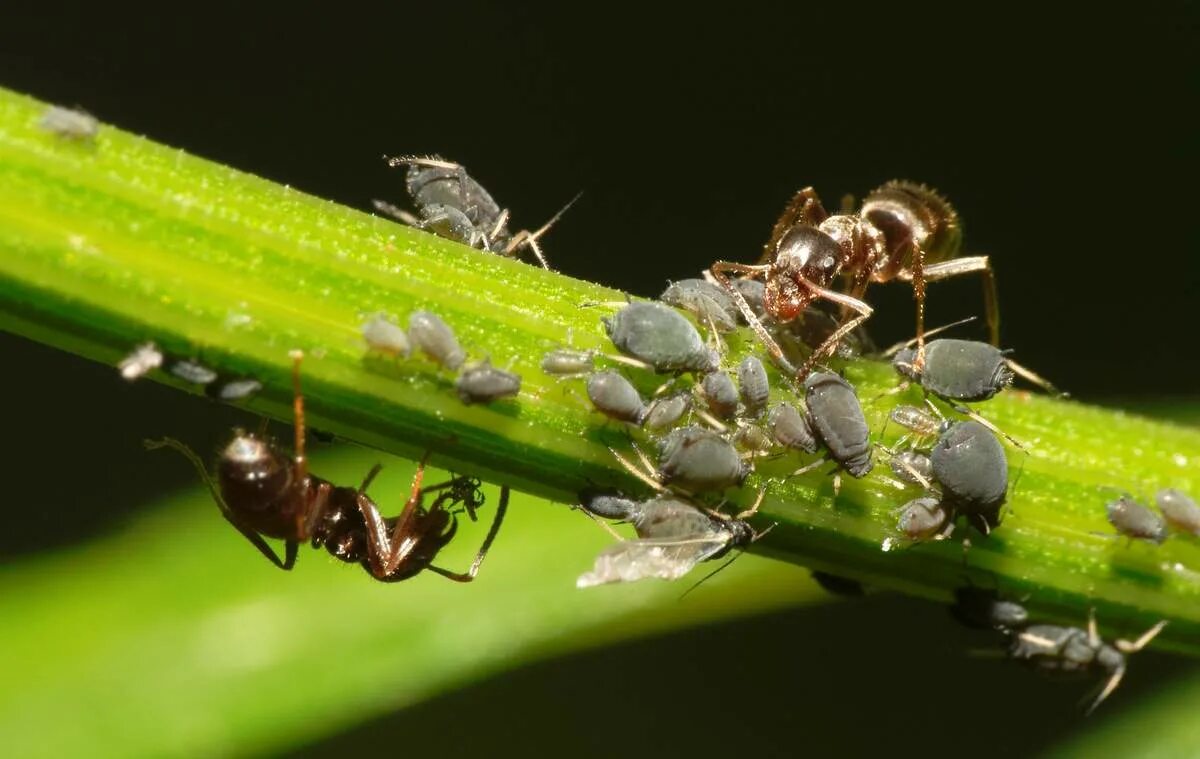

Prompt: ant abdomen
[
  {"left": 216, "top": 434, "right": 302, "bottom": 537},
  {"left": 861, "top": 180, "right": 962, "bottom": 272}
]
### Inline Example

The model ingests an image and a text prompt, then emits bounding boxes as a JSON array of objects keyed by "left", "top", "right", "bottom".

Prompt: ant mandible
[
  {"left": 146, "top": 350, "right": 508, "bottom": 583},
  {"left": 709, "top": 181, "right": 999, "bottom": 378}
]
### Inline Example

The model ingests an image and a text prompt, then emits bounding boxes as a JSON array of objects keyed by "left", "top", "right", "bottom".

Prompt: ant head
[{"left": 217, "top": 432, "right": 293, "bottom": 510}]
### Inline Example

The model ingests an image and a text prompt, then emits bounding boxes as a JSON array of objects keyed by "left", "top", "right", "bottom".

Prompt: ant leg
[
  {"left": 796, "top": 280, "right": 874, "bottom": 379},
  {"left": 908, "top": 255, "right": 1001, "bottom": 347},
  {"left": 1116, "top": 620, "right": 1169, "bottom": 653},
  {"left": 143, "top": 437, "right": 297, "bottom": 570},
  {"left": 359, "top": 463, "right": 384, "bottom": 494},
  {"left": 709, "top": 261, "right": 799, "bottom": 378},
  {"left": 763, "top": 187, "right": 829, "bottom": 261},
  {"left": 909, "top": 243, "right": 928, "bottom": 369},
  {"left": 288, "top": 350, "right": 308, "bottom": 484},
  {"left": 428, "top": 485, "right": 511, "bottom": 582},
  {"left": 355, "top": 453, "right": 433, "bottom": 579}
]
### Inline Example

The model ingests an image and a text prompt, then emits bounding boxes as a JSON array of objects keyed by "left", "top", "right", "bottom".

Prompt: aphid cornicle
[
  {"left": 602, "top": 301, "right": 719, "bottom": 374},
  {"left": 803, "top": 372, "right": 872, "bottom": 477},
  {"left": 710, "top": 180, "right": 996, "bottom": 380},
  {"left": 575, "top": 494, "right": 758, "bottom": 586},
  {"left": 146, "top": 352, "right": 507, "bottom": 583}
]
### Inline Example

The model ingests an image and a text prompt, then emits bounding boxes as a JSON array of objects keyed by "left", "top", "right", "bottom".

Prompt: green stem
[{"left": 1, "top": 86, "right": 1198, "bottom": 652}]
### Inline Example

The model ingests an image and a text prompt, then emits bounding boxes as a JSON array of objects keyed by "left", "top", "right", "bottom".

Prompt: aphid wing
[
  {"left": 576, "top": 537, "right": 728, "bottom": 587},
  {"left": 633, "top": 499, "right": 718, "bottom": 539}
]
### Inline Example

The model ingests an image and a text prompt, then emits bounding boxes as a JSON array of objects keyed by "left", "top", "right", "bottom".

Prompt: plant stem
[{"left": 1, "top": 85, "right": 1198, "bottom": 652}]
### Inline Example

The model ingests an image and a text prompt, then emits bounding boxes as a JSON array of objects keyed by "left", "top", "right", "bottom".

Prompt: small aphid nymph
[
  {"left": 362, "top": 313, "right": 411, "bottom": 358},
  {"left": 657, "top": 426, "right": 749, "bottom": 492},
  {"left": 38, "top": 105, "right": 99, "bottom": 142},
  {"left": 643, "top": 392, "right": 691, "bottom": 432},
  {"left": 660, "top": 278, "right": 738, "bottom": 332},
  {"left": 701, "top": 371, "right": 739, "bottom": 420},
  {"left": 456, "top": 359, "right": 522, "bottom": 405},
  {"left": 211, "top": 378, "right": 263, "bottom": 401},
  {"left": 767, "top": 403, "right": 817, "bottom": 454},
  {"left": 586, "top": 371, "right": 647, "bottom": 424},
  {"left": 1156, "top": 488, "right": 1200, "bottom": 536},
  {"left": 408, "top": 310, "right": 466, "bottom": 370},
  {"left": 169, "top": 360, "right": 219, "bottom": 386},
  {"left": 118, "top": 342, "right": 163, "bottom": 381},
  {"left": 541, "top": 348, "right": 596, "bottom": 377}
]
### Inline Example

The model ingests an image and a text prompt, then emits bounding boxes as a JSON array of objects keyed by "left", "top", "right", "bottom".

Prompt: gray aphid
[
  {"left": 767, "top": 403, "right": 817, "bottom": 453},
  {"left": 894, "top": 338, "right": 1014, "bottom": 402},
  {"left": 660, "top": 278, "right": 738, "bottom": 332},
  {"left": 541, "top": 348, "right": 596, "bottom": 376},
  {"left": 169, "top": 360, "right": 219, "bottom": 386},
  {"left": 737, "top": 356, "right": 770, "bottom": 417},
  {"left": 586, "top": 371, "right": 647, "bottom": 424},
  {"left": 39, "top": 105, "right": 99, "bottom": 141},
  {"left": 657, "top": 425, "right": 749, "bottom": 492},
  {"left": 456, "top": 360, "right": 522, "bottom": 404},
  {"left": 578, "top": 489, "right": 639, "bottom": 521},
  {"left": 213, "top": 379, "right": 262, "bottom": 400},
  {"left": 803, "top": 372, "right": 872, "bottom": 477},
  {"left": 408, "top": 310, "right": 466, "bottom": 370},
  {"left": 1106, "top": 495, "right": 1167, "bottom": 544},
  {"left": 930, "top": 421, "right": 1008, "bottom": 531},
  {"left": 896, "top": 496, "right": 949, "bottom": 540},
  {"left": 732, "top": 424, "right": 773, "bottom": 453},
  {"left": 1156, "top": 488, "right": 1200, "bottom": 536},
  {"left": 701, "top": 371, "right": 739, "bottom": 420},
  {"left": 362, "top": 314, "right": 411, "bottom": 357},
  {"left": 603, "top": 301, "right": 718, "bottom": 374},
  {"left": 643, "top": 393, "right": 691, "bottom": 432}
]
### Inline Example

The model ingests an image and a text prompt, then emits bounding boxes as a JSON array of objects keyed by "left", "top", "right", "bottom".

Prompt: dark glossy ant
[
  {"left": 146, "top": 351, "right": 508, "bottom": 583},
  {"left": 709, "top": 181, "right": 998, "bottom": 379}
]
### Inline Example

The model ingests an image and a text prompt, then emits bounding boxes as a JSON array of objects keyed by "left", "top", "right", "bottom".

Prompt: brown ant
[
  {"left": 709, "top": 181, "right": 998, "bottom": 379},
  {"left": 145, "top": 351, "right": 508, "bottom": 583}
]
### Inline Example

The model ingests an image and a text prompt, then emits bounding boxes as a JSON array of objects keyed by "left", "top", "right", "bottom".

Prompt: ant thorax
[{"left": 817, "top": 214, "right": 885, "bottom": 273}]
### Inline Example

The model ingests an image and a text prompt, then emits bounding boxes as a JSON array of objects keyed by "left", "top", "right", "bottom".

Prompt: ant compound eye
[{"left": 218, "top": 435, "right": 293, "bottom": 508}]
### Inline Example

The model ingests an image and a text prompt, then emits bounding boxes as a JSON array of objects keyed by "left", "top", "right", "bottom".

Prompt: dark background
[{"left": 1, "top": 3, "right": 1196, "bottom": 757}]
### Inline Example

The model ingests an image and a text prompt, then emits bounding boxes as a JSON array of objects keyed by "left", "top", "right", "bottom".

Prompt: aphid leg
[
  {"left": 763, "top": 187, "right": 829, "bottom": 259},
  {"left": 709, "top": 261, "right": 799, "bottom": 378},
  {"left": 872, "top": 381, "right": 912, "bottom": 402},
  {"left": 1116, "top": 620, "right": 1169, "bottom": 653},
  {"left": 735, "top": 489, "right": 767, "bottom": 520},
  {"left": 505, "top": 192, "right": 582, "bottom": 270},
  {"left": 889, "top": 450, "right": 934, "bottom": 490},
  {"left": 430, "top": 485, "right": 510, "bottom": 582},
  {"left": 788, "top": 457, "right": 829, "bottom": 478},
  {"left": 143, "top": 437, "right": 298, "bottom": 570},
  {"left": 833, "top": 473, "right": 842, "bottom": 497},
  {"left": 795, "top": 280, "right": 874, "bottom": 379},
  {"left": 1006, "top": 357, "right": 1064, "bottom": 397},
  {"left": 371, "top": 199, "right": 421, "bottom": 225},
  {"left": 1083, "top": 667, "right": 1125, "bottom": 715},
  {"left": 356, "top": 454, "right": 433, "bottom": 578},
  {"left": 609, "top": 447, "right": 666, "bottom": 492},
  {"left": 909, "top": 255, "right": 1001, "bottom": 347},
  {"left": 948, "top": 402, "right": 1029, "bottom": 451}
]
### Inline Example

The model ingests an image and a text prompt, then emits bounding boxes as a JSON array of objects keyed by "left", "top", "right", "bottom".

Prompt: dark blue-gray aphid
[
  {"left": 456, "top": 360, "right": 522, "bottom": 404},
  {"left": 586, "top": 371, "right": 647, "bottom": 424},
  {"left": 408, "top": 310, "right": 466, "bottom": 371},
  {"left": 930, "top": 420, "right": 1008, "bottom": 532},
  {"left": 1106, "top": 495, "right": 1167, "bottom": 544},
  {"left": 643, "top": 392, "right": 691, "bottom": 432},
  {"left": 1156, "top": 488, "right": 1200, "bottom": 536},
  {"left": 803, "top": 372, "right": 872, "bottom": 477},
  {"left": 660, "top": 278, "right": 738, "bottom": 332},
  {"left": 578, "top": 488, "right": 639, "bottom": 521},
  {"left": 657, "top": 425, "right": 749, "bottom": 492},
  {"left": 737, "top": 356, "right": 770, "bottom": 417},
  {"left": 894, "top": 338, "right": 1013, "bottom": 402},
  {"left": 950, "top": 587, "right": 1029, "bottom": 632},
  {"left": 701, "top": 371, "right": 739, "bottom": 420},
  {"left": 602, "top": 302, "right": 718, "bottom": 374},
  {"left": 767, "top": 403, "right": 817, "bottom": 453}
]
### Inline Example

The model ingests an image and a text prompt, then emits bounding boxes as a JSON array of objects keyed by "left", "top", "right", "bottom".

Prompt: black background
[{"left": 1, "top": 3, "right": 1196, "bottom": 757}]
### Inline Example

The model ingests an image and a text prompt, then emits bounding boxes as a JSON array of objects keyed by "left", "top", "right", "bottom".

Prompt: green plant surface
[
  {"left": 0, "top": 451, "right": 824, "bottom": 758},
  {"left": 1, "top": 84, "right": 1199, "bottom": 657}
]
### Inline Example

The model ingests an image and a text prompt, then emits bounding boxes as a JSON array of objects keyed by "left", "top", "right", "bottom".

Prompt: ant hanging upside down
[
  {"left": 146, "top": 351, "right": 508, "bottom": 583},
  {"left": 710, "top": 181, "right": 999, "bottom": 379}
]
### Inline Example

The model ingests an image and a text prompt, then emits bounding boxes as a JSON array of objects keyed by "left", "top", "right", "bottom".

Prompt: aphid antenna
[
  {"left": 383, "top": 153, "right": 457, "bottom": 170},
  {"left": 371, "top": 199, "right": 420, "bottom": 225},
  {"left": 506, "top": 191, "right": 583, "bottom": 270},
  {"left": 880, "top": 316, "right": 979, "bottom": 358},
  {"left": 608, "top": 446, "right": 666, "bottom": 493},
  {"left": 946, "top": 401, "right": 1030, "bottom": 452},
  {"left": 679, "top": 550, "right": 743, "bottom": 601}
]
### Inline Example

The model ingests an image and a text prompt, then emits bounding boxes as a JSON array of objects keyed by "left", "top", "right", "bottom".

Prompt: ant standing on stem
[
  {"left": 709, "top": 181, "right": 999, "bottom": 379},
  {"left": 146, "top": 351, "right": 508, "bottom": 583}
]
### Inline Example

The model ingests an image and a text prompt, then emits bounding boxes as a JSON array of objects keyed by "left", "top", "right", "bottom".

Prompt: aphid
[
  {"left": 660, "top": 278, "right": 738, "bottom": 332},
  {"left": 711, "top": 180, "right": 995, "bottom": 379},
  {"left": 577, "top": 488, "right": 639, "bottom": 521},
  {"left": 1010, "top": 611, "right": 1167, "bottom": 714},
  {"left": 362, "top": 313, "right": 411, "bottom": 358},
  {"left": 766, "top": 402, "right": 817, "bottom": 453},
  {"left": 803, "top": 372, "right": 872, "bottom": 477},
  {"left": 893, "top": 338, "right": 1057, "bottom": 401},
  {"left": 731, "top": 423, "right": 773, "bottom": 454},
  {"left": 1156, "top": 488, "right": 1200, "bottom": 536},
  {"left": 38, "top": 105, "right": 99, "bottom": 142},
  {"left": 930, "top": 420, "right": 1009, "bottom": 534},
  {"left": 602, "top": 301, "right": 719, "bottom": 374},
  {"left": 210, "top": 378, "right": 263, "bottom": 401},
  {"left": 655, "top": 426, "right": 750, "bottom": 492},
  {"left": 408, "top": 310, "right": 466, "bottom": 371},
  {"left": 118, "top": 342, "right": 163, "bottom": 380},
  {"left": 643, "top": 392, "right": 691, "bottom": 432},
  {"left": 737, "top": 356, "right": 770, "bottom": 417},
  {"left": 1105, "top": 495, "right": 1168, "bottom": 544},
  {"left": 456, "top": 359, "right": 522, "bottom": 405},
  {"left": 586, "top": 370, "right": 647, "bottom": 424},
  {"left": 169, "top": 359, "right": 219, "bottom": 386},
  {"left": 887, "top": 404, "right": 941, "bottom": 447},
  {"left": 896, "top": 496, "right": 951, "bottom": 541},
  {"left": 377, "top": 155, "right": 574, "bottom": 269},
  {"left": 890, "top": 450, "right": 933, "bottom": 487},
  {"left": 145, "top": 352, "right": 507, "bottom": 582},
  {"left": 541, "top": 348, "right": 597, "bottom": 377},
  {"left": 575, "top": 495, "right": 759, "bottom": 587},
  {"left": 949, "top": 586, "right": 1029, "bottom": 632},
  {"left": 700, "top": 371, "right": 739, "bottom": 420}
]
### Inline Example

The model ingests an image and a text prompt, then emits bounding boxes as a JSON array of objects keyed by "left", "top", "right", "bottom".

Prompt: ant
[
  {"left": 709, "top": 181, "right": 998, "bottom": 379},
  {"left": 146, "top": 350, "right": 508, "bottom": 583}
]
